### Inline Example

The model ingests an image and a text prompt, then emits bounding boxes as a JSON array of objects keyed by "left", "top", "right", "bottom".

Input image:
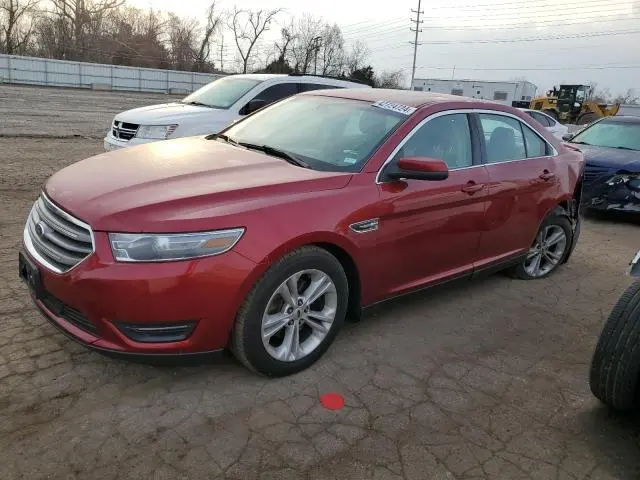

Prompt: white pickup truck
[{"left": 104, "top": 73, "right": 371, "bottom": 151}]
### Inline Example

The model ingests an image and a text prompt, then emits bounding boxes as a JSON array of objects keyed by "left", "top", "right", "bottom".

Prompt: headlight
[
  {"left": 136, "top": 125, "right": 178, "bottom": 139},
  {"left": 606, "top": 174, "right": 637, "bottom": 186},
  {"left": 109, "top": 229, "right": 245, "bottom": 262}
]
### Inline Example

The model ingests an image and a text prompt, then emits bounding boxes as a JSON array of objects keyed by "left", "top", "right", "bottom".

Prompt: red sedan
[{"left": 19, "top": 89, "right": 585, "bottom": 376}]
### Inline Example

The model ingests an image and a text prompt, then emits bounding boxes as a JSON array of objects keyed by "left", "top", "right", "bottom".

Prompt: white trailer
[{"left": 411, "top": 78, "right": 537, "bottom": 107}]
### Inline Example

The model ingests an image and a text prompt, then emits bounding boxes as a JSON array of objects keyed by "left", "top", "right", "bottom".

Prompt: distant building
[{"left": 411, "top": 78, "right": 537, "bottom": 107}]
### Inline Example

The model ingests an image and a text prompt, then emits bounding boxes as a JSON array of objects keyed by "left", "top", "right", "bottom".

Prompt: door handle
[
  {"left": 461, "top": 181, "right": 485, "bottom": 194},
  {"left": 539, "top": 171, "right": 555, "bottom": 181}
]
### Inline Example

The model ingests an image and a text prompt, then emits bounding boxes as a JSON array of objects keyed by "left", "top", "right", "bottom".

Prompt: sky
[{"left": 129, "top": 0, "right": 640, "bottom": 97}]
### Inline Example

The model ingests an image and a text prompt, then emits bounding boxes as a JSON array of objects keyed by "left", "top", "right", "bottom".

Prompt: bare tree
[
  {"left": 0, "top": 0, "right": 39, "bottom": 54},
  {"left": 230, "top": 6, "right": 280, "bottom": 74},
  {"left": 290, "top": 14, "right": 323, "bottom": 74},
  {"left": 167, "top": 13, "right": 198, "bottom": 71},
  {"left": 613, "top": 88, "right": 639, "bottom": 105},
  {"left": 375, "top": 69, "right": 404, "bottom": 89},
  {"left": 50, "top": 0, "right": 124, "bottom": 60},
  {"left": 344, "top": 40, "right": 369, "bottom": 76},
  {"left": 193, "top": 1, "right": 221, "bottom": 72},
  {"left": 319, "top": 23, "right": 343, "bottom": 76},
  {"left": 587, "top": 82, "right": 612, "bottom": 103}
]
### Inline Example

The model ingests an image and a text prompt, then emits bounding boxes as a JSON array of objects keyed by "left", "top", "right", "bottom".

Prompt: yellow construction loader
[{"left": 529, "top": 85, "right": 620, "bottom": 125}]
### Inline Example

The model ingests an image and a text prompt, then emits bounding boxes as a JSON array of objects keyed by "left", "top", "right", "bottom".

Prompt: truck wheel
[
  {"left": 508, "top": 210, "right": 572, "bottom": 280},
  {"left": 577, "top": 112, "right": 598, "bottom": 125},
  {"left": 231, "top": 246, "right": 348, "bottom": 377},
  {"left": 589, "top": 281, "right": 640, "bottom": 411},
  {"left": 542, "top": 109, "right": 558, "bottom": 120}
]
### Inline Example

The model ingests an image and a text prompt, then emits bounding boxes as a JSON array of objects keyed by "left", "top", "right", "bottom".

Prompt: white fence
[{"left": 0, "top": 54, "right": 224, "bottom": 93}]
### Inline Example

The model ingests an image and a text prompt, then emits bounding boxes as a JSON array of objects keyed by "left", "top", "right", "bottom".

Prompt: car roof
[
  {"left": 305, "top": 88, "right": 495, "bottom": 108},
  {"left": 597, "top": 115, "right": 640, "bottom": 124},
  {"left": 226, "top": 73, "right": 368, "bottom": 86}
]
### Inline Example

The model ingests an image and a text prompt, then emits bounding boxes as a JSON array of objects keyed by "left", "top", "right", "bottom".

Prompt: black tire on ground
[
  {"left": 542, "top": 109, "right": 558, "bottom": 121},
  {"left": 508, "top": 209, "right": 573, "bottom": 280},
  {"left": 231, "top": 246, "right": 349, "bottom": 377},
  {"left": 577, "top": 112, "right": 599, "bottom": 125},
  {"left": 589, "top": 280, "right": 640, "bottom": 411}
]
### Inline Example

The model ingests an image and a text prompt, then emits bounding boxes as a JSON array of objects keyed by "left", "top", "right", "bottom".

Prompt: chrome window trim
[
  {"left": 376, "top": 108, "right": 559, "bottom": 184},
  {"left": 23, "top": 192, "right": 96, "bottom": 275}
]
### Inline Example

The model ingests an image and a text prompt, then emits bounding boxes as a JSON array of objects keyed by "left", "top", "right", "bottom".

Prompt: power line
[
  {"left": 414, "top": 63, "right": 640, "bottom": 72},
  {"left": 417, "top": 28, "right": 640, "bottom": 44},
  {"left": 425, "top": 0, "right": 630, "bottom": 12}
]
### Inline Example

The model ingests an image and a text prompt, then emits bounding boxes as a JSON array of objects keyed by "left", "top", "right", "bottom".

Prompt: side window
[
  {"left": 396, "top": 113, "right": 472, "bottom": 169},
  {"left": 532, "top": 111, "right": 552, "bottom": 127},
  {"left": 298, "top": 83, "right": 340, "bottom": 92},
  {"left": 451, "top": 88, "right": 463, "bottom": 96},
  {"left": 521, "top": 124, "right": 549, "bottom": 158},
  {"left": 478, "top": 114, "right": 527, "bottom": 164},
  {"left": 252, "top": 83, "right": 298, "bottom": 105},
  {"left": 493, "top": 91, "right": 508, "bottom": 101}
]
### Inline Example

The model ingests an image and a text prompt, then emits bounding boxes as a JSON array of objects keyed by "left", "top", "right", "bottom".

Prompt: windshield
[
  {"left": 182, "top": 77, "right": 262, "bottom": 109},
  {"left": 572, "top": 120, "right": 640, "bottom": 151},
  {"left": 220, "top": 95, "right": 406, "bottom": 172}
]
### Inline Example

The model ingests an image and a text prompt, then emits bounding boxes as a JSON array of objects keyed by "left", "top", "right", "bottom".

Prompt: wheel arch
[{"left": 240, "top": 231, "right": 365, "bottom": 320}]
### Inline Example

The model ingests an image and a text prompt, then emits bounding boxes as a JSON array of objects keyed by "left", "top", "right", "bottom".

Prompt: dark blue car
[{"left": 566, "top": 116, "right": 640, "bottom": 213}]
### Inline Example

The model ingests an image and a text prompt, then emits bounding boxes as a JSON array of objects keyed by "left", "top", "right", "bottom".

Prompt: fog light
[{"left": 115, "top": 321, "right": 196, "bottom": 343}]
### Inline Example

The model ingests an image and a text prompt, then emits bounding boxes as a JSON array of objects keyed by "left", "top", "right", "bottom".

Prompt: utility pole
[
  {"left": 410, "top": 0, "right": 423, "bottom": 90},
  {"left": 313, "top": 36, "right": 322, "bottom": 75},
  {"left": 220, "top": 37, "right": 224, "bottom": 72}
]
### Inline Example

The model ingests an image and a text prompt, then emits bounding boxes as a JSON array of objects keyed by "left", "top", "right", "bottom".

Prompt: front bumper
[
  {"left": 103, "top": 134, "right": 158, "bottom": 152},
  {"left": 586, "top": 182, "right": 640, "bottom": 213},
  {"left": 20, "top": 232, "right": 259, "bottom": 357}
]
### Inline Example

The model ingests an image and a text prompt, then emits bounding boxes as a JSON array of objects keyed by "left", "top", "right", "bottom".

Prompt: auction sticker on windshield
[{"left": 372, "top": 100, "right": 416, "bottom": 115}]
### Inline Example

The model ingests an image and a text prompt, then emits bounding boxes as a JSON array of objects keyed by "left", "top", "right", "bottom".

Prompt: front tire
[
  {"left": 590, "top": 281, "right": 640, "bottom": 411},
  {"left": 509, "top": 211, "right": 573, "bottom": 280},
  {"left": 232, "top": 246, "right": 348, "bottom": 377},
  {"left": 577, "top": 112, "right": 599, "bottom": 125}
]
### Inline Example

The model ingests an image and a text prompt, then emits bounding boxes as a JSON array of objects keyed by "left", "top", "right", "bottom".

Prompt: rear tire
[
  {"left": 508, "top": 210, "right": 573, "bottom": 280},
  {"left": 231, "top": 246, "right": 348, "bottom": 377},
  {"left": 589, "top": 281, "right": 640, "bottom": 411}
]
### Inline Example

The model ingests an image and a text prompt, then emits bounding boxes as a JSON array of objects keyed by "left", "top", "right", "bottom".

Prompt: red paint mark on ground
[{"left": 320, "top": 393, "right": 345, "bottom": 410}]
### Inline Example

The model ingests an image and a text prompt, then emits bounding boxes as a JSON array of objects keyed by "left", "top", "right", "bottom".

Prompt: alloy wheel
[
  {"left": 261, "top": 269, "right": 337, "bottom": 362},
  {"left": 524, "top": 225, "right": 567, "bottom": 277}
]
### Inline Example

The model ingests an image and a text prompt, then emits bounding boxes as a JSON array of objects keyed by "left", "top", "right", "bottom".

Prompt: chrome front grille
[
  {"left": 112, "top": 120, "right": 139, "bottom": 141},
  {"left": 24, "top": 194, "right": 94, "bottom": 273}
]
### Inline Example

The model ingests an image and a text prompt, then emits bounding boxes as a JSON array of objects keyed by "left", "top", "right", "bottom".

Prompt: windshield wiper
[
  {"left": 571, "top": 141, "right": 592, "bottom": 146},
  {"left": 612, "top": 145, "right": 638, "bottom": 151},
  {"left": 238, "top": 142, "right": 311, "bottom": 169},
  {"left": 211, "top": 133, "right": 240, "bottom": 146},
  {"left": 182, "top": 100, "right": 213, "bottom": 108}
]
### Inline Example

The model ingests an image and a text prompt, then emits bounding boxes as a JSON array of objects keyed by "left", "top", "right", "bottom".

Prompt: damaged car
[{"left": 564, "top": 116, "right": 640, "bottom": 213}]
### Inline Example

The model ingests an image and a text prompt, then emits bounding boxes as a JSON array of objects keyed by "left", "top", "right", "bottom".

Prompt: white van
[{"left": 104, "top": 74, "right": 371, "bottom": 151}]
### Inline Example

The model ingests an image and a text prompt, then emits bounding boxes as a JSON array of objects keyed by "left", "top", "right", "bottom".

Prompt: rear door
[
  {"left": 374, "top": 112, "right": 490, "bottom": 296},
  {"left": 474, "top": 112, "right": 559, "bottom": 266}
]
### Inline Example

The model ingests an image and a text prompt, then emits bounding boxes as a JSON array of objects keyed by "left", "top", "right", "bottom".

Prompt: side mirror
[
  {"left": 386, "top": 157, "right": 449, "bottom": 181},
  {"left": 562, "top": 133, "right": 574, "bottom": 141},
  {"left": 242, "top": 99, "right": 267, "bottom": 115}
]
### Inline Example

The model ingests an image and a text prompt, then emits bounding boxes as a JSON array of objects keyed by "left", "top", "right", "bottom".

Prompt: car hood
[
  {"left": 45, "top": 137, "right": 353, "bottom": 232},
  {"left": 577, "top": 144, "right": 640, "bottom": 171},
  {"left": 115, "top": 102, "right": 224, "bottom": 124}
]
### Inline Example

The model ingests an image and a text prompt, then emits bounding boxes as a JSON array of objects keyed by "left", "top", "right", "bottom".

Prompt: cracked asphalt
[{"left": 1, "top": 85, "right": 640, "bottom": 480}]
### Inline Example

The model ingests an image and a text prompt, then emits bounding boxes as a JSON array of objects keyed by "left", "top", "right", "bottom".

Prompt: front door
[
  {"left": 373, "top": 112, "right": 490, "bottom": 298},
  {"left": 474, "top": 112, "right": 559, "bottom": 266}
]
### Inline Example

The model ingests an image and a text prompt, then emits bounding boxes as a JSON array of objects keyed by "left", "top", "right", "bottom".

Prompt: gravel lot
[{"left": 1, "top": 85, "right": 640, "bottom": 480}]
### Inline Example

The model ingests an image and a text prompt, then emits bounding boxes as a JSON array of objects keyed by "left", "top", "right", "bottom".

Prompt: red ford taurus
[{"left": 19, "top": 89, "right": 585, "bottom": 376}]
